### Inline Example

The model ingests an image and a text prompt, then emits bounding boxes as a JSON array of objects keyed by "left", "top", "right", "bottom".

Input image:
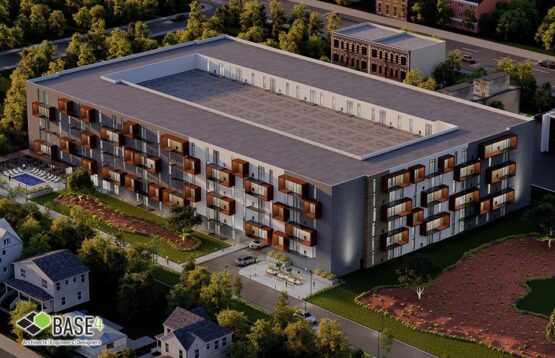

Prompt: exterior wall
[
  {"left": 473, "top": 75, "right": 510, "bottom": 97},
  {"left": 375, "top": 0, "right": 409, "bottom": 20},
  {"left": 475, "top": 88, "right": 521, "bottom": 114},
  {"left": 409, "top": 42, "right": 446, "bottom": 78},
  {"left": 160, "top": 333, "right": 231, "bottom": 358},
  {"left": 0, "top": 238, "right": 22, "bottom": 282},
  {"left": 448, "top": 0, "right": 511, "bottom": 33}
]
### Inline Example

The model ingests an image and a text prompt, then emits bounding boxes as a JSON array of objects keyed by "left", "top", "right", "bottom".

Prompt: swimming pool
[{"left": 12, "top": 173, "right": 45, "bottom": 187}]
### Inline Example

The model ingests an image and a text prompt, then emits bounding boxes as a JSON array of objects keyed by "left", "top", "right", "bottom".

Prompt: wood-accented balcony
[
  {"left": 33, "top": 139, "right": 58, "bottom": 161},
  {"left": 449, "top": 188, "right": 480, "bottom": 211},
  {"left": 101, "top": 166, "right": 125, "bottom": 186},
  {"left": 486, "top": 161, "right": 516, "bottom": 184},
  {"left": 184, "top": 156, "right": 201, "bottom": 175},
  {"left": 60, "top": 136, "right": 75, "bottom": 155},
  {"left": 406, "top": 208, "right": 424, "bottom": 227},
  {"left": 184, "top": 183, "right": 201, "bottom": 202},
  {"left": 480, "top": 133, "right": 517, "bottom": 159},
  {"left": 421, "top": 185, "right": 449, "bottom": 207},
  {"left": 79, "top": 105, "right": 95, "bottom": 123},
  {"left": 479, "top": 197, "right": 491, "bottom": 215},
  {"left": 124, "top": 148, "right": 138, "bottom": 165},
  {"left": 454, "top": 160, "right": 480, "bottom": 181},
  {"left": 161, "top": 133, "right": 188, "bottom": 154},
  {"left": 272, "top": 202, "right": 289, "bottom": 222},
  {"left": 124, "top": 174, "right": 141, "bottom": 192},
  {"left": 32, "top": 101, "right": 56, "bottom": 121},
  {"left": 58, "top": 98, "right": 73, "bottom": 115},
  {"left": 82, "top": 158, "right": 97, "bottom": 175},
  {"left": 244, "top": 220, "right": 272, "bottom": 244},
  {"left": 438, "top": 154, "right": 455, "bottom": 173},
  {"left": 148, "top": 183, "right": 164, "bottom": 202},
  {"left": 381, "top": 198, "right": 412, "bottom": 222},
  {"left": 206, "top": 164, "right": 234, "bottom": 187},
  {"left": 303, "top": 199, "right": 321, "bottom": 219},
  {"left": 380, "top": 228, "right": 409, "bottom": 250},
  {"left": 207, "top": 192, "right": 235, "bottom": 216},
  {"left": 409, "top": 164, "right": 425, "bottom": 184},
  {"left": 123, "top": 120, "right": 140, "bottom": 139},
  {"left": 244, "top": 178, "right": 273, "bottom": 201},
  {"left": 80, "top": 131, "right": 96, "bottom": 149},
  {"left": 232, "top": 159, "right": 249, "bottom": 178},
  {"left": 272, "top": 231, "right": 289, "bottom": 251},
  {"left": 100, "top": 126, "right": 124, "bottom": 147},
  {"left": 382, "top": 169, "right": 410, "bottom": 192},
  {"left": 162, "top": 189, "right": 186, "bottom": 207},
  {"left": 420, "top": 212, "right": 450, "bottom": 235},
  {"left": 286, "top": 223, "right": 316, "bottom": 247},
  {"left": 491, "top": 189, "right": 515, "bottom": 211},
  {"left": 125, "top": 149, "right": 161, "bottom": 174},
  {"left": 278, "top": 174, "right": 308, "bottom": 198}
]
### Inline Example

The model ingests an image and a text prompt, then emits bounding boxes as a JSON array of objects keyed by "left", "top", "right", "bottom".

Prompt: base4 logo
[{"left": 17, "top": 311, "right": 104, "bottom": 337}]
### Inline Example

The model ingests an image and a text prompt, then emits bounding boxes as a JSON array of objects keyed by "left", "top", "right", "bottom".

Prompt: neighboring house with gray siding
[{"left": 0, "top": 218, "right": 23, "bottom": 283}]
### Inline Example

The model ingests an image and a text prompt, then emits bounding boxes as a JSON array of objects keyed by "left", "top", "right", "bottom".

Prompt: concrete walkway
[{"left": 0, "top": 334, "right": 43, "bottom": 358}]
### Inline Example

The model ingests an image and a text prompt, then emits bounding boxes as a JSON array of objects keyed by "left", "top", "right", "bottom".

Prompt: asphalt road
[{"left": 202, "top": 247, "right": 435, "bottom": 358}]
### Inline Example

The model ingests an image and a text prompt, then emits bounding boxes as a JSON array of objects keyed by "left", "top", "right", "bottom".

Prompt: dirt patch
[
  {"left": 362, "top": 236, "right": 555, "bottom": 358},
  {"left": 58, "top": 195, "right": 197, "bottom": 250}
]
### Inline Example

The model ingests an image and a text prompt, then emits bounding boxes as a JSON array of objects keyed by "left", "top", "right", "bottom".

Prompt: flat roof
[{"left": 31, "top": 36, "right": 527, "bottom": 186}]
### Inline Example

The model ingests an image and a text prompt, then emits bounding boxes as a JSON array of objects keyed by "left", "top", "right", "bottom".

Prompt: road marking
[
  {"left": 534, "top": 68, "right": 550, "bottom": 74},
  {"left": 461, "top": 47, "right": 479, "bottom": 53}
]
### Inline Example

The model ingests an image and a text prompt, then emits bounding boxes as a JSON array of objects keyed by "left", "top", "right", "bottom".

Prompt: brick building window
[
  {"left": 333, "top": 39, "right": 339, "bottom": 48},
  {"left": 377, "top": 2, "right": 382, "bottom": 13},
  {"left": 371, "top": 63, "right": 377, "bottom": 72},
  {"left": 386, "top": 3, "right": 390, "bottom": 14},
  {"left": 401, "top": 57, "right": 407, "bottom": 65},
  {"left": 333, "top": 53, "right": 339, "bottom": 62},
  {"left": 362, "top": 47, "right": 367, "bottom": 55},
  {"left": 361, "top": 61, "right": 367, "bottom": 70},
  {"left": 394, "top": 5, "right": 397, "bottom": 16},
  {"left": 371, "top": 49, "right": 377, "bottom": 58}
]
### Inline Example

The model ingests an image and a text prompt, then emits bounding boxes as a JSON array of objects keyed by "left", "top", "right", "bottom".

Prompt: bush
[
  {"left": 267, "top": 250, "right": 288, "bottom": 262},
  {"left": 314, "top": 268, "right": 336, "bottom": 281}
]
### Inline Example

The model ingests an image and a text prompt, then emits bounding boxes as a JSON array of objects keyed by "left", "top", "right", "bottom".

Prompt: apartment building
[
  {"left": 447, "top": 0, "right": 511, "bottom": 33},
  {"left": 375, "top": 0, "right": 409, "bottom": 20},
  {"left": 26, "top": 35, "right": 533, "bottom": 276},
  {"left": 331, "top": 23, "right": 445, "bottom": 81}
]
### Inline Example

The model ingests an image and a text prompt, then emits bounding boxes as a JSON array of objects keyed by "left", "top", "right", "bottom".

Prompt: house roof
[
  {"left": 164, "top": 307, "right": 231, "bottom": 349},
  {"left": 0, "top": 218, "right": 23, "bottom": 247},
  {"left": 21, "top": 249, "right": 89, "bottom": 282},
  {"left": 5, "top": 278, "right": 53, "bottom": 302},
  {"left": 163, "top": 307, "right": 206, "bottom": 331}
]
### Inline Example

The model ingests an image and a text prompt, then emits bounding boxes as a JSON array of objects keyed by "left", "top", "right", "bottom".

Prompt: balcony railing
[
  {"left": 80, "top": 131, "right": 96, "bottom": 150},
  {"left": 449, "top": 188, "right": 480, "bottom": 211},
  {"left": 124, "top": 174, "right": 141, "bottom": 192},
  {"left": 184, "top": 156, "right": 201, "bottom": 175},
  {"left": 101, "top": 166, "right": 125, "bottom": 186},
  {"left": 244, "top": 220, "right": 272, "bottom": 244},
  {"left": 491, "top": 188, "right": 515, "bottom": 211},
  {"left": 82, "top": 158, "right": 97, "bottom": 175},
  {"left": 206, "top": 163, "right": 234, "bottom": 187},
  {"left": 58, "top": 98, "right": 74, "bottom": 115},
  {"left": 380, "top": 228, "right": 409, "bottom": 250},
  {"left": 123, "top": 120, "right": 140, "bottom": 139},
  {"left": 406, "top": 208, "right": 424, "bottom": 227},
  {"left": 207, "top": 192, "right": 235, "bottom": 216},
  {"left": 79, "top": 105, "right": 95, "bottom": 123},
  {"left": 32, "top": 102, "right": 56, "bottom": 120},
  {"left": 148, "top": 183, "right": 164, "bottom": 202},
  {"left": 381, "top": 198, "right": 412, "bottom": 221},
  {"left": 33, "top": 139, "right": 58, "bottom": 161},
  {"left": 285, "top": 223, "right": 316, "bottom": 247},
  {"left": 421, "top": 185, "right": 449, "bottom": 207},
  {"left": 244, "top": 177, "right": 273, "bottom": 201},
  {"left": 162, "top": 189, "right": 186, "bottom": 207},
  {"left": 382, "top": 169, "right": 410, "bottom": 192},
  {"left": 486, "top": 161, "right": 516, "bottom": 184},
  {"left": 278, "top": 174, "right": 308, "bottom": 198},
  {"left": 161, "top": 133, "right": 188, "bottom": 155},
  {"left": 480, "top": 133, "right": 517, "bottom": 159},
  {"left": 60, "top": 136, "right": 75, "bottom": 155},
  {"left": 100, "top": 126, "right": 124, "bottom": 147},
  {"left": 454, "top": 160, "right": 480, "bottom": 181},
  {"left": 420, "top": 212, "right": 450, "bottom": 235}
]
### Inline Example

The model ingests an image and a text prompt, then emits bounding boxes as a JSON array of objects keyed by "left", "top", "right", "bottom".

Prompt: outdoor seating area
[{"left": 266, "top": 265, "right": 305, "bottom": 286}]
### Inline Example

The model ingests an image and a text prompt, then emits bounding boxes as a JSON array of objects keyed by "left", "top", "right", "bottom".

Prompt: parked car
[
  {"left": 295, "top": 311, "right": 317, "bottom": 325},
  {"left": 538, "top": 59, "right": 555, "bottom": 69},
  {"left": 171, "top": 13, "right": 186, "bottom": 22},
  {"left": 248, "top": 240, "right": 266, "bottom": 249},
  {"left": 462, "top": 55, "right": 476, "bottom": 64},
  {"left": 235, "top": 255, "right": 256, "bottom": 267}
]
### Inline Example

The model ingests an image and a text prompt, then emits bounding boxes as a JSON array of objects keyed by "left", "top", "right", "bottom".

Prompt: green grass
[
  {"left": 309, "top": 211, "right": 533, "bottom": 358},
  {"left": 517, "top": 277, "right": 555, "bottom": 317}
]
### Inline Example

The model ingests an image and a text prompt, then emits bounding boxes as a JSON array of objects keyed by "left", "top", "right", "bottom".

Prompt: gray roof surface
[
  {"left": 477, "top": 72, "right": 509, "bottom": 81},
  {"left": 0, "top": 218, "right": 22, "bottom": 245},
  {"left": 164, "top": 307, "right": 208, "bottom": 330},
  {"left": 33, "top": 36, "right": 527, "bottom": 186},
  {"left": 5, "top": 278, "right": 53, "bottom": 301},
  {"left": 25, "top": 249, "right": 89, "bottom": 282},
  {"left": 335, "top": 23, "right": 439, "bottom": 50},
  {"left": 375, "top": 32, "right": 438, "bottom": 50},
  {"left": 335, "top": 23, "right": 397, "bottom": 42}
]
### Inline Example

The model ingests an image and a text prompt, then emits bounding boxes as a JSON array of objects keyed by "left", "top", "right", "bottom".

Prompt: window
[
  {"left": 333, "top": 39, "right": 339, "bottom": 48},
  {"left": 215, "top": 340, "right": 219, "bottom": 349},
  {"left": 362, "top": 47, "right": 367, "bottom": 55},
  {"left": 394, "top": 5, "right": 397, "bottom": 16},
  {"left": 385, "top": 3, "right": 390, "bottom": 15},
  {"left": 207, "top": 343, "right": 210, "bottom": 350},
  {"left": 2, "top": 250, "right": 5, "bottom": 255},
  {"left": 379, "top": 110, "right": 386, "bottom": 125},
  {"left": 251, "top": 73, "right": 255, "bottom": 84},
  {"left": 20, "top": 269, "right": 25, "bottom": 278},
  {"left": 165, "top": 343, "right": 169, "bottom": 353},
  {"left": 262, "top": 76, "right": 266, "bottom": 89},
  {"left": 56, "top": 282, "right": 60, "bottom": 291},
  {"left": 295, "top": 86, "right": 300, "bottom": 99},
  {"left": 61, "top": 297, "right": 66, "bottom": 305},
  {"left": 347, "top": 101, "right": 353, "bottom": 115},
  {"left": 320, "top": 93, "right": 324, "bottom": 105},
  {"left": 332, "top": 53, "right": 339, "bottom": 62},
  {"left": 357, "top": 103, "right": 361, "bottom": 117},
  {"left": 106, "top": 342, "right": 114, "bottom": 349},
  {"left": 409, "top": 118, "right": 414, "bottom": 133},
  {"left": 371, "top": 108, "right": 376, "bottom": 121},
  {"left": 377, "top": 2, "right": 382, "bottom": 13},
  {"left": 194, "top": 349, "right": 199, "bottom": 358},
  {"left": 401, "top": 57, "right": 407, "bottom": 66},
  {"left": 81, "top": 274, "right": 85, "bottom": 282},
  {"left": 42, "top": 279, "right": 47, "bottom": 289},
  {"left": 223, "top": 337, "right": 227, "bottom": 346},
  {"left": 332, "top": 96, "right": 336, "bottom": 110},
  {"left": 397, "top": 115, "right": 402, "bottom": 128},
  {"left": 73, "top": 277, "right": 76, "bottom": 282},
  {"left": 179, "top": 350, "right": 183, "bottom": 358},
  {"left": 65, "top": 279, "right": 69, "bottom": 285},
  {"left": 2, "top": 267, "right": 5, "bottom": 273},
  {"left": 286, "top": 83, "right": 289, "bottom": 96},
  {"left": 77, "top": 291, "right": 82, "bottom": 300},
  {"left": 425, "top": 123, "right": 433, "bottom": 135}
]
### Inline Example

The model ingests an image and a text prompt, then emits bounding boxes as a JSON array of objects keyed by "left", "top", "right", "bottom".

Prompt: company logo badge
[{"left": 16, "top": 311, "right": 51, "bottom": 336}]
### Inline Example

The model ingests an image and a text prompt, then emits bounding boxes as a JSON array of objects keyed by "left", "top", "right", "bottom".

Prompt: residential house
[
  {"left": 0, "top": 218, "right": 23, "bottom": 282},
  {"left": 447, "top": 0, "right": 512, "bottom": 33}
]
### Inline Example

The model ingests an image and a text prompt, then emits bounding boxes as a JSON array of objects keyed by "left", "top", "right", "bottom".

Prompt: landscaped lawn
[
  {"left": 517, "top": 277, "right": 555, "bottom": 317},
  {"left": 309, "top": 211, "right": 534, "bottom": 358}
]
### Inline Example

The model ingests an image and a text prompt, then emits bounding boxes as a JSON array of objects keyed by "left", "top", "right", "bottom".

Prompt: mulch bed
[
  {"left": 362, "top": 236, "right": 555, "bottom": 358},
  {"left": 58, "top": 195, "right": 197, "bottom": 250}
]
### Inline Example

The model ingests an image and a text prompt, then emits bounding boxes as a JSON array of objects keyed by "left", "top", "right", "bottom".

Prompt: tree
[
  {"left": 379, "top": 328, "right": 394, "bottom": 358},
  {"left": 117, "top": 270, "right": 156, "bottom": 320},
  {"left": 11, "top": 301, "right": 38, "bottom": 342},
  {"left": 436, "top": 0, "right": 453, "bottom": 27},
  {"left": 200, "top": 271, "right": 232, "bottom": 313},
  {"left": 496, "top": 57, "right": 537, "bottom": 111},
  {"left": 227, "top": 341, "right": 257, "bottom": 358},
  {"left": 284, "top": 319, "right": 316, "bottom": 357},
  {"left": 128, "top": 21, "right": 158, "bottom": 52},
  {"left": 240, "top": 0, "right": 266, "bottom": 32},
  {"left": 66, "top": 167, "right": 95, "bottom": 197},
  {"left": 335, "top": 0, "right": 351, "bottom": 5},
  {"left": 202, "top": 16, "right": 223, "bottom": 39},
  {"left": 533, "top": 82, "right": 554, "bottom": 112},
  {"left": 289, "top": 3, "right": 309, "bottom": 24},
  {"left": 536, "top": 6, "right": 555, "bottom": 50},
  {"left": 77, "top": 42, "right": 96, "bottom": 66},
  {"left": 48, "top": 10, "right": 66, "bottom": 37},
  {"left": 410, "top": 0, "right": 437, "bottom": 25},
  {"left": 18, "top": 216, "right": 43, "bottom": 242},
  {"left": 175, "top": 0, "right": 205, "bottom": 42},
  {"left": 489, "top": 100, "right": 505, "bottom": 110},
  {"left": 238, "top": 26, "right": 266, "bottom": 43},
  {"left": 168, "top": 205, "right": 202, "bottom": 240},
  {"left": 90, "top": 4, "right": 106, "bottom": 22},
  {"left": 269, "top": 0, "right": 286, "bottom": 40},
  {"left": 308, "top": 11, "right": 323, "bottom": 36},
  {"left": 316, "top": 318, "right": 349, "bottom": 357},
  {"left": 106, "top": 28, "right": 133, "bottom": 59},
  {"left": 73, "top": 7, "right": 92, "bottom": 30},
  {"left": 216, "top": 309, "right": 250, "bottom": 340},
  {"left": 166, "top": 283, "right": 196, "bottom": 313},
  {"left": 247, "top": 319, "right": 281, "bottom": 356},
  {"left": 397, "top": 255, "right": 440, "bottom": 300},
  {"left": 326, "top": 12, "right": 341, "bottom": 39},
  {"left": 29, "top": 4, "right": 49, "bottom": 35},
  {"left": 547, "top": 308, "right": 555, "bottom": 343},
  {"left": 496, "top": 0, "right": 538, "bottom": 41},
  {"left": 272, "top": 291, "right": 297, "bottom": 329},
  {"left": 403, "top": 69, "right": 436, "bottom": 90},
  {"left": 0, "top": 24, "right": 23, "bottom": 51},
  {"left": 23, "top": 232, "right": 51, "bottom": 257},
  {"left": 45, "top": 59, "right": 66, "bottom": 75},
  {"left": 234, "top": 275, "right": 243, "bottom": 298},
  {"left": 49, "top": 215, "right": 92, "bottom": 251},
  {"left": 279, "top": 18, "right": 306, "bottom": 54},
  {"left": 524, "top": 195, "right": 555, "bottom": 248}
]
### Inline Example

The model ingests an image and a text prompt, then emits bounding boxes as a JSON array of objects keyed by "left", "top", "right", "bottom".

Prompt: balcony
[
  {"left": 80, "top": 131, "right": 96, "bottom": 150},
  {"left": 124, "top": 148, "right": 161, "bottom": 174},
  {"left": 381, "top": 198, "right": 412, "bottom": 222},
  {"left": 148, "top": 183, "right": 164, "bottom": 202},
  {"left": 409, "top": 164, "right": 425, "bottom": 184},
  {"left": 184, "top": 183, "right": 201, "bottom": 202},
  {"left": 278, "top": 174, "right": 308, "bottom": 198},
  {"left": 449, "top": 188, "right": 480, "bottom": 211},
  {"left": 479, "top": 197, "right": 491, "bottom": 215},
  {"left": 303, "top": 199, "right": 322, "bottom": 219},
  {"left": 206, "top": 163, "right": 234, "bottom": 187},
  {"left": 207, "top": 192, "right": 235, "bottom": 216},
  {"left": 59, "top": 136, "right": 75, "bottom": 155},
  {"left": 272, "top": 202, "right": 289, "bottom": 222},
  {"left": 232, "top": 158, "right": 249, "bottom": 178},
  {"left": 123, "top": 120, "right": 140, "bottom": 139},
  {"left": 244, "top": 178, "right": 273, "bottom": 201},
  {"left": 486, "top": 161, "right": 516, "bottom": 184},
  {"left": 100, "top": 126, "right": 124, "bottom": 147},
  {"left": 406, "top": 208, "right": 424, "bottom": 227},
  {"left": 31, "top": 101, "right": 56, "bottom": 121},
  {"left": 286, "top": 223, "right": 316, "bottom": 247},
  {"left": 244, "top": 220, "right": 273, "bottom": 244},
  {"left": 33, "top": 139, "right": 58, "bottom": 161},
  {"left": 491, "top": 189, "right": 515, "bottom": 211},
  {"left": 124, "top": 174, "right": 141, "bottom": 192},
  {"left": 162, "top": 189, "right": 187, "bottom": 207},
  {"left": 82, "top": 158, "right": 97, "bottom": 175},
  {"left": 420, "top": 212, "right": 450, "bottom": 235},
  {"left": 58, "top": 98, "right": 73, "bottom": 115},
  {"left": 79, "top": 105, "right": 95, "bottom": 123},
  {"left": 421, "top": 185, "right": 449, "bottom": 207},
  {"left": 382, "top": 169, "right": 410, "bottom": 193},
  {"left": 124, "top": 148, "right": 138, "bottom": 165},
  {"left": 272, "top": 231, "right": 289, "bottom": 251},
  {"left": 380, "top": 228, "right": 409, "bottom": 250},
  {"left": 184, "top": 156, "right": 201, "bottom": 175},
  {"left": 454, "top": 160, "right": 480, "bottom": 181},
  {"left": 480, "top": 133, "right": 517, "bottom": 159},
  {"left": 438, "top": 154, "right": 455, "bottom": 173},
  {"left": 101, "top": 166, "right": 125, "bottom": 186},
  {"left": 161, "top": 133, "right": 188, "bottom": 155}
]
